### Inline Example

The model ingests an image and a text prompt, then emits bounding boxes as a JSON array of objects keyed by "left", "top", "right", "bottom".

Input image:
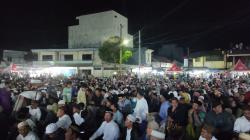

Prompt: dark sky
[{"left": 1, "top": 0, "right": 250, "bottom": 52}]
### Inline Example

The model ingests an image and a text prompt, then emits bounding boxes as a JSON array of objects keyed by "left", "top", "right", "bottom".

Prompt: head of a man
[
  {"left": 212, "top": 102, "right": 223, "bottom": 114},
  {"left": 57, "top": 107, "right": 66, "bottom": 118},
  {"left": 192, "top": 100, "right": 202, "bottom": 111},
  {"left": 17, "top": 121, "right": 30, "bottom": 137},
  {"left": 95, "top": 88, "right": 102, "bottom": 97},
  {"left": 104, "top": 111, "right": 113, "bottom": 123},
  {"left": 200, "top": 125, "right": 214, "bottom": 140},
  {"left": 31, "top": 100, "right": 38, "bottom": 109},
  {"left": 243, "top": 105, "right": 250, "bottom": 121},
  {"left": 125, "top": 114, "right": 136, "bottom": 129},
  {"left": 171, "top": 97, "right": 179, "bottom": 109},
  {"left": 72, "top": 104, "right": 81, "bottom": 114},
  {"left": 110, "top": 103, "right": 118, "bottom": 112}
]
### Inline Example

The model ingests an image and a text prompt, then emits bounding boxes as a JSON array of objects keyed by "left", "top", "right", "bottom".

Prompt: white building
[
  {"left": 2, "top": 50, "right": 27, "bottom": 64},
  {"left": 31, "top": 10, "right": 153, "bottom": 77},
  {"left": 68, "top": 10, "right": 133, "bottom": 48}
]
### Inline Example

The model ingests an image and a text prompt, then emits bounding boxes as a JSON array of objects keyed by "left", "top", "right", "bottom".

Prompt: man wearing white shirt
[
  {"left": 27, "top": 100, "right": 41, "bottom": 122},
  {"left": 90, "top": 110, "right": 119, "bottom": 140},
  {"left": 56, "top": 107, "right": 72, "bottom": 129},
  {"left": 72, "top": 104, "right": 85, "bottom": 126},
  {"left": 133, "top": 90, "right": 148, "bottom": 121},
  {"left": 234, "top": 105, "right": 250, "bottom": 133}
]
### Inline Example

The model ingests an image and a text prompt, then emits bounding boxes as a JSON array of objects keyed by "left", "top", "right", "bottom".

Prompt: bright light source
[
  {"left": 122, "top": 39, "right": 129, "bottom": 46},
  {"left": 152, "top": 70, "right": 157, "bottom": 74},
  {"left": 113, "top": 72, "right": 117, "bottom": 75},
  {"left": 132, "top": 67, "right": 152, "bottom": 74}
]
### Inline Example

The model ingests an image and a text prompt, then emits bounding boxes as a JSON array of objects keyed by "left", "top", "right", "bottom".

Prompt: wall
[
  {"left": 3, "top": 50, "right": 27, "bottom": 64},
  {"left": 192, "top": 56, "right": 233, "bottom": 69},
  {"left": 68, "top": 10, "right": 133, "bottom": 49}
]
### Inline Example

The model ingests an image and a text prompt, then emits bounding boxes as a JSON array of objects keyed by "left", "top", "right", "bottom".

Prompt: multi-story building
[
  {"left": 31, "top": 10, "right": 153, "bottom": 77},
  {"left": 32, "top": 48, "right": 153, "bottom": 77},
  {"left": 68, "top": 10, "right": 133, "bottom": 48},
  {"left": 2, "top": 50, "right": 27, "bottom": 64}
]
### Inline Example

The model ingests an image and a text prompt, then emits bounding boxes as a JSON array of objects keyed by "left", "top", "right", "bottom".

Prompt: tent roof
[
  {"left": 233, "top": 59, "right": 248, "bottom": 71},
  {"left": 167, "top": 63, "right": 182, "bottom": 71}
]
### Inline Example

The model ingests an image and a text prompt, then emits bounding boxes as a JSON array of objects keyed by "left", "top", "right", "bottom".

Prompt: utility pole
[
  {"left": 187, "top": 47, "right": 190, "bottom": 68},
  {"left": 138, "top": 30, "right": 141, "bottom": 81},
  {"left": 119, "top": 24, "right": 123, "bottom": 74}
]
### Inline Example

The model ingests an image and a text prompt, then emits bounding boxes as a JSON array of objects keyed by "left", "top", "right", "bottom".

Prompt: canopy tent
[
  {"left": 233, "top": 59, "right": 248, "bottom": 71},
  {"left": 167, "top": 63, "right": 182, "bottom": 72}
]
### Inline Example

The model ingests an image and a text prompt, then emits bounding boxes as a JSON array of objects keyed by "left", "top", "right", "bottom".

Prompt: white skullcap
[
  {"left": 45, "top": 123, "right": 58, "bottom": 134},
  {"left": 58, "top": 100, "right": 65, "bottom": 105},
  {"left": 30, "top": 79, "right": 42, "bottom": 84},
  {"left": 127, "top": 114, "right": 136, "bottom": 123},
  {"left": 17, "top": 121, "right": 29, "bottom": 129},
  {"left": 123, "top": 88, "right": 128, "bottom": 93},
  {"left": 199, "top": 96, "right": 204, "bottom": 101},
  {"left": 151, "top": 130, "right": 166, "bottom": 140}
]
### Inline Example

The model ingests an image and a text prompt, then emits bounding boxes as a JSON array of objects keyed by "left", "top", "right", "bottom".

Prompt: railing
[{"left": 33, "top": 60, "right": 93, "bottom": 65}]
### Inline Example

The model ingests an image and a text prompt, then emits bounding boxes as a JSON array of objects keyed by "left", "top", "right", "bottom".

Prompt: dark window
[
  {"left": 82, "top": 54, "right": 92, "bottom": 60},
  {"left": 7, "top": 57, "right": 12, "bottom": 62},
  {"left": 64, "top": 55, "right": 73, "bottom": 61},
  {"left": 82, "top": 70, "right": 91, "bottom": 75},
  {"left": 195, "top": 57, "right": 201, "bottom": 62},
  {"left": 42, "top": 55, "right": 53, "bottom": 61},
  {"left": 206, "top": 56, "right": 223, "bottom": 61},
  {"left": 33, "top": 54, "right": 38, "bottom": 61},
  {"left": 94, "top": 67, "right": 101, "bottom": 70}
]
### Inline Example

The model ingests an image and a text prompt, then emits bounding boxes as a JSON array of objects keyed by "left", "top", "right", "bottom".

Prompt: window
[
  {"left": 82, "top": 54, "right": 92, "bottom": 60},
  {"left": 206, "top": 55, "right": 223, "bottom": 61},
  {"left": 42, "top": 55, "right": 53, "bottom": 61},
  {"left": 82, "top": 70, "right": 91, "bottom": 75},
  {"left": 33, "top": 53, "right": 38, "bottom": 61},
  {"left": 7, "top": 57, "right": 12, "bottom": 62},
  {"left": 195, "top": 57, "right": 201, "bottom": 62},
  {"left": 64, "top": 55, "right": 73, "bottom": 61}
]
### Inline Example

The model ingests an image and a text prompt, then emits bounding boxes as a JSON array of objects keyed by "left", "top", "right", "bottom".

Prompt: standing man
[
  {"left": 133, "top": 89, "right": 148, "bottom": 139},
  {"left": 77, "top": 83, "right": 87, "bottom": 105},
  {"left": 159, "top": 93, "right": 170, "bottom": 124},
  {"left": 63, "top": 81, "right": 72, "bottom": 103},
  {"left": 89, "top": 110, "right": 120, "bottom": 140}
]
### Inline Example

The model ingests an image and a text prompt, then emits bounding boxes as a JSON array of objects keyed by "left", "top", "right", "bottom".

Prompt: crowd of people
[{"left": 0, "top": 73, "right": 250, "bottom": 140}]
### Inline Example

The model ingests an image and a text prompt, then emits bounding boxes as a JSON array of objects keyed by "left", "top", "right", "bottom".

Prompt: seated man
[
  {"left": 56, "top": 106, "right": 72, "bottom": 130},
  {"left": 27, "top": 100, "right": 41, "bottom": 122},
  {"left": 16, "top": 121, "right": 39, "bottom": 140},
  {"left": 89, "top": 109, "right": 120, "bottom": 140}
]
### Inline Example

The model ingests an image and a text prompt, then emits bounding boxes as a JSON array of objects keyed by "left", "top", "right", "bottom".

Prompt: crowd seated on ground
[{"left": 0, "top": 73, "right": 250, "bottom": 140}]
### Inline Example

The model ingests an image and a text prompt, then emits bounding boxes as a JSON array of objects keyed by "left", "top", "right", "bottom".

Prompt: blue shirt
[{"left": 159, "top": 101, "right": 170, "bottom": 122}]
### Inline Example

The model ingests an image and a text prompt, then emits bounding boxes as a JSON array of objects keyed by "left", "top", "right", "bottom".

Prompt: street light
[{"left": 122, "top": 39, "right": 129, "bottom": 46}]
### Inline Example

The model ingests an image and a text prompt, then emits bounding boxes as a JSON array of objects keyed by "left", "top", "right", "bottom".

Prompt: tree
[{"left": 98, "top": 36, "right": 132, "bottom": 64}]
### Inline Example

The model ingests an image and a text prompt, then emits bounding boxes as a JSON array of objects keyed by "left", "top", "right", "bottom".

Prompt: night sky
[{"left": 1, "top": 0, "right": 250, "bottom": 53}]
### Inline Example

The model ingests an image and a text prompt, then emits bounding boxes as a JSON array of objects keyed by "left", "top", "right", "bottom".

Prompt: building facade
[
  {"left": 191, "top": 51, "right": 233, "bottom": 69},
  {"left": 68, "top": 10, "right": 133, "bottom": 49},
  {"left": 30, "top": 10, "right": 152, "bottom": 77},
  {"left": 2, "top": 50, "right": 27, "bottom": 64}
]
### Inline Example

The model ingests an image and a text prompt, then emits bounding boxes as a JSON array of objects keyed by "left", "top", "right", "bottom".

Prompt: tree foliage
[{"left": 99, "top": 36, "right": 133, "bottom": 64}]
